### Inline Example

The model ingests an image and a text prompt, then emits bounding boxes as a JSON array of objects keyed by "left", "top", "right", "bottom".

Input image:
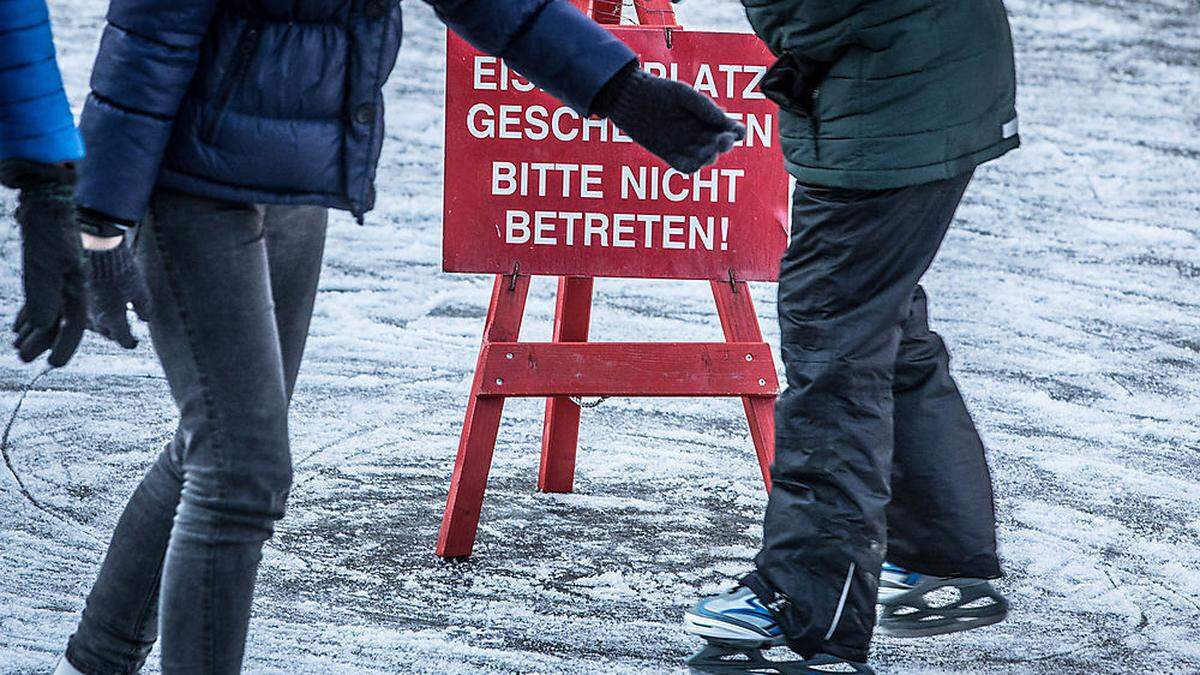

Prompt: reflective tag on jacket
[{"left": 1002, "top": 116, "right": 1019, "bottom": 139}]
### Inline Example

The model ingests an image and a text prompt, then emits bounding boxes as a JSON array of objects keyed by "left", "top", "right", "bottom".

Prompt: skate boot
[
  {"left": 683, "top": 586, "right": 874, "bottom": 674},
  {"left": 876, "top": 562, "right": 1008, "bottom": 638}
]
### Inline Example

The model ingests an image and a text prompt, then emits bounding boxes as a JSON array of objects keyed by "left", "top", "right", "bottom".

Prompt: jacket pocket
[
  {"left": 762, "top": 51, "right": 834, "bottom": 159},
  {"left": 761, "top": 52, "right": 831, "bottom": 119},
  {"left": 201, "top": 26, "right": 261, "bottom": 144}
]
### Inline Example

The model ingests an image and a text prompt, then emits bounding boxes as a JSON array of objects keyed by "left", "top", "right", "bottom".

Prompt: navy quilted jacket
[{"left": 76, "top": 0, "right": 635, "bottom": 222}]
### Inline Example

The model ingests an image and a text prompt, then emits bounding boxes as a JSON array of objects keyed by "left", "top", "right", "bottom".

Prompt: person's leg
[
  {"left": 262, "top": 204, "right": 328, "bottom": 400},
  {"left": 142, "top": 190, "right": 290, "bottom": 673},
  {"left": 64, "top": 191, "right": 254, "bottom": 674},
  {"left": 743, "top": 173, "right": 974, "bottom": 662},
  {"left": 61, "top": 198, "right": 327, "bottom": 674},
  {"left": 63, "top": 439, "right": 183, "bottom": 673},
  {"left": 888, "top": 286, "right": 1001, "bottom": 578},
  {"left": 63, "top": 192, "right": 276, "bottom": 674},
  {"left": 144, "top": 191, "right": 295, "bottom": 673},
  {"left": 872, "top": 286, "right": 1007, "bottom": 637}
]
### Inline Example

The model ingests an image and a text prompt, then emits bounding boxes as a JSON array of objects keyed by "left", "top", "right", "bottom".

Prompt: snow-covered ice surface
[{"left": 3, "top": 1, "right": 1199, "bottom": 673}]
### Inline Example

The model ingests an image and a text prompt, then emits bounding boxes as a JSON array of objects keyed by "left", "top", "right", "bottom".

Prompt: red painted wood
[
  {"left": 591, "top": 0, "right": 623, "bottom": 24},
  {"left": 437, "top": 274, "right": 531, "bottom": 559},
  {"left": 711, "top": 280, "right": 776, "bottom": 489},
  {"left": 742, "top": 395, "right": 776, "bottom": 489},
  {"left": 574, "top": 0, "right": 677, "bottom": 25},
  {"left": 538, "top": 278, "right": 594, "bottom": 494},
  {"left": 478, "top": 342, "right": 777, "bottom": 397},
  {"left": 442, "top": 30, "right": 789, "bottom": 282},
  {"left": 632, "top": 0, "right": 679, "bottom": 27},
  {"left": 438, "top": 0, "right": 780, "bottom": 558}
]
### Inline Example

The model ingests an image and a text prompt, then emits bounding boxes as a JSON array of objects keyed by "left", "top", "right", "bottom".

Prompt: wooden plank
[
  {"left": 712, "top": 281, "right": 777, "bottom": 489},
  {"left": 632, "top": 0, "right": 680, "bottom": 27},
  {"left": 437, "top": 274, "right": 530, "bottom": 559},
  {"left": 479, "top": 342, "right": 778, "bottom": 397},
  {"left": 591, "top": 0, "right": 623, "bottom": 24},
  {"left": 539, "top": 278, "right": 594, "bottom": 494}
]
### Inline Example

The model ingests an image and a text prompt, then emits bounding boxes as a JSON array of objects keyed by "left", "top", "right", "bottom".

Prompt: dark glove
[
  {"left": 0, "top": 159, "right": 87, "bottom": 367},
  {"left": 760, "top": 51, "right": 833, "bottom": 119},
  {"left": 593, "top": 62, "right": 746, "bottom": 174},
  {"left": 78, "top": 211, "right": 150, "bottom": 349}
]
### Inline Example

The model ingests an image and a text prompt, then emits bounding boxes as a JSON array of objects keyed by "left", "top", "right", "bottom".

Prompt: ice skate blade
[
  {"left": 687, "top": 644, "right": 874, "bottom": 674},
  {"left": 878, "top": 606, "right": 1008, "bottom": 638},
  {"left": 878, "top": 579, "right": 1009, "bottom": 638}
]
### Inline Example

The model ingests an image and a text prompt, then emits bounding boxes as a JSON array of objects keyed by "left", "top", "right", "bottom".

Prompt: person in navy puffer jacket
[
  {"left": 52, "top": 1, "right": 746, "bottom": 674},
  {"left": 1, "top": 0, "right": 90, "bottom": 368}
]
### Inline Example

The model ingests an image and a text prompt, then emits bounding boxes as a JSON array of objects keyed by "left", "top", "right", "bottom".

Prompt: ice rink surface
[{"left": 2, "top": 1, "right": 1198, "bottom": 673}]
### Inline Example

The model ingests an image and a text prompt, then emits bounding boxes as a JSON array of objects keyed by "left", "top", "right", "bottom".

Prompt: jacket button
[
  {"left": 354, "top": 104, "right": 376, "bottom": 124},
  {"left": 364, "top": 0, "right": 386, "bottom": 19}
]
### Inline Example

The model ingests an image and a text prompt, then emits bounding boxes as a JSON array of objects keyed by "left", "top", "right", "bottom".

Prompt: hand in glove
[
  {"left": 0, "top": 159, "right": 87, "bottom": 367},
  {"left": 593, "top": 62, "right": 746, "bottom": 174},
  {"left": 78, "top": 210, "right": 151, "bottom": 349}
]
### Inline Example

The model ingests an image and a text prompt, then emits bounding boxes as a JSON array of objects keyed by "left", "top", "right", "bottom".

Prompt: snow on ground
[{"left": 2, "top": 1, "right": 1199, "bottom": 673}]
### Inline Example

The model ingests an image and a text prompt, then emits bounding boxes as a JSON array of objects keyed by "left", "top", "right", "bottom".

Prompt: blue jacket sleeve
[
  {"left": 74, "top": 0, "right": 219, "bottom": 223},
  {"left": 0, "top": 0, "right": 84, "bottom": 164},
  {"left": 428, "top": 0, "right": 636, "bottom": 114}
]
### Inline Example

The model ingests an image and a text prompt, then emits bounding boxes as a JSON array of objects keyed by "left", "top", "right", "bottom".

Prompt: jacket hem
[
  {"left": 785, "top": 135, "right": 1020, "bottom": 190},
  {"left": 156, "top": 168, "right": 352, "bottom": 213},
  {"left": 886, "top": 553, "right": 1004, "bottom": 580}
]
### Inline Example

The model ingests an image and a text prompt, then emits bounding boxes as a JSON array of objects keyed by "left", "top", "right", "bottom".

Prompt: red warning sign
[{"left": 442, "top": 28, "right": 789, "bottom": 282}]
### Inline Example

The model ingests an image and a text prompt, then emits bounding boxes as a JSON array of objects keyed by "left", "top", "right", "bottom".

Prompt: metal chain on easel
[{"left": 569, "top": 0, "right": 678, "bottom": 412}]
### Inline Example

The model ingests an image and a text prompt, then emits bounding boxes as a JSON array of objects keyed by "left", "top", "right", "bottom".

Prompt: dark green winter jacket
[{"left": 744, "top": 0, "right": 1020, "bottom": 189}]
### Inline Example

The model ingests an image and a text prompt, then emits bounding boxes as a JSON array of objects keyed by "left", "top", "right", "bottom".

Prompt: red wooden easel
[{"left": 436, "top": 0, "right": 779, "bottom": 559}]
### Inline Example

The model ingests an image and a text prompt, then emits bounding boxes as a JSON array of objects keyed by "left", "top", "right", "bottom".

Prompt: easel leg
[
  {"left": 538, "top": 277, "right": 594, "bottom": 493},
  {"left": 711, "top": 280, "right": 776, "bottom": 491},
  {"left": 590, "top": 0, "right": 623, "bottom": 24},
  {"left": 742, "top": 397, "right": 776, "bottom": 490},
  {"left": 437, "top": 274, "right": 531, "bottom": 559}
]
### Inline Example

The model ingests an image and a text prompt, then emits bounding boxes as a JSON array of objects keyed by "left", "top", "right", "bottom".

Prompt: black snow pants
[{"left": 742, "top": 172, "right": 1002, "bottom": 663}]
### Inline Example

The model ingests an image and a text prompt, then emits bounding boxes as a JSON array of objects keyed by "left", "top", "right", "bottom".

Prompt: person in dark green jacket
[
  {"left": 682, "top": 1, "right": 1020, "bottom": 671},
  {"left": 748, "top": 0, "right": 1019, "bottom": 189}
]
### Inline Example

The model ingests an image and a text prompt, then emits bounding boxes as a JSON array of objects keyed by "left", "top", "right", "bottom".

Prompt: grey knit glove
[
  {"left": 593, "top": 63, "right": 746, "bottom": 174},
  {"left": 84, "top": 235, "right": 151, "bottom": 349}
]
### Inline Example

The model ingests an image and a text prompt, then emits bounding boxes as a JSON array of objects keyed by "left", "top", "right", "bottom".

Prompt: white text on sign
[{"left": 467, "top": 56, "right": 774, "bottom": 149}]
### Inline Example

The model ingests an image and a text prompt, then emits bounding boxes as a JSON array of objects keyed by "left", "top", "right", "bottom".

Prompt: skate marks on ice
[{"left": 2, "top": 0, "right": 1200, "bottom": 673}]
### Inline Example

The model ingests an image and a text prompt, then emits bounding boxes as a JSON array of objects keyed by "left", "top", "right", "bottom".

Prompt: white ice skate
[
  {"left": 683, "top": 586, "right": 874, "bottom": 674},
  {"left": 876, "top": 562, "right": 1008, "bottom": 638}
]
